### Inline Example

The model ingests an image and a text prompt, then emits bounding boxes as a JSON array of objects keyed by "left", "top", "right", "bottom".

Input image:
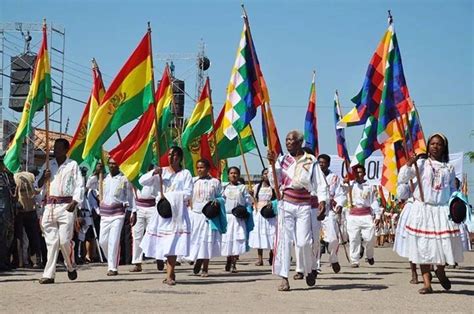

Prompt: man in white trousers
[
  {"left": 342, "top": 164, "right": 381, "bottom": 267},
  {"left": 129, "top": 166, "right": 160, "bottom": 272},
  {"left": 269, "top": 130, "right": 328, "bottom": 292},
  {"left": 37, "top": 139, "right": 84, "bottom": 284},
  {"left": 317, "top": 154, "right": 346, "bottom": 273},
  {"left": 99, "top": 157, "right": 134, "bottom": 276}
]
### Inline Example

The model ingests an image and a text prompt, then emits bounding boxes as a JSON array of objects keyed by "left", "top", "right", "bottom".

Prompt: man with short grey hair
[{"left": 268, "top": 130, "right": 328, "bottom": 291}]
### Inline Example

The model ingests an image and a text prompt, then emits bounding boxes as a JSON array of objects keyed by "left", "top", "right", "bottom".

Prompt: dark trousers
[
  {"left": 14, "top": 211, "right": 42, "bottom": 261},
  {"left": 120, "top": 211, "right": 132, "bottom": 265}
]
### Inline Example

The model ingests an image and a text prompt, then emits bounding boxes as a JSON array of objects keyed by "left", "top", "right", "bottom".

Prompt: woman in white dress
[
  {"left": 248, "top": 168, "right": 276, "bottom": 266},
  {"left": 140, "top": 146, "right": 193, "bottom": 285},
  {"left": 188, "top": 159, "right": 222, "bottom": 277},
  {"left": 221, "top": 166, "right": 252, "bottom": 273},
  {"left": 399, "top": 133, "right": 463, "bottom": 294}
]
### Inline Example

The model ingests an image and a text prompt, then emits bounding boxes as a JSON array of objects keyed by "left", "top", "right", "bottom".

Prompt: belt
[
  {"left": 46, "top": 196, "right": 73, "bottom": 205},
  {"left": 135, "top": 198, "right": 156, "bottom": 207},
  {"left": 349, "top": 207, "right": 372, "bottom": 216},
  {"left": 100, "top": 203, "right": 126, "bottom": 216},
  {"left": 283, "top": 188, "right": 311, "bottom": 205}
]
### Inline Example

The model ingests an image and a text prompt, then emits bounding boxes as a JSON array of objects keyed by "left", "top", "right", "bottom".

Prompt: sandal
[
  {"left": 201, "top": 271, "right": 209, "bottom": 277},
  {"left": 255, "top": 260, "right": 264, "bottom": 266},
  {"left": 162, "top": 278, "right": 176, "bottom": 286},
  {"left": 418, "top": 287, "right": 433, "bottom": 294},
  {"left": 434, "top": 269, "right": 452, "bottom": 291},
  {"left": 409, "top": 278, "right": 419, "bottom": 284},
  {"left": 293, "top": 272, "right": 304, "bottom": 280},
  {"left": 278, "top": 279, "right": 290, "bottom": 292}
]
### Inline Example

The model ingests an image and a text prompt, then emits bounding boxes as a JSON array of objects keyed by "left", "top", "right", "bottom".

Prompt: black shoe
[
  {"left": 67, "top": 269, "right": 78, "bottom": 281},
  {"left": 156, "top": 260, "right": 165, "bottom": 271},
  {"left": 193, "top": 260, "right": 203, "bottom": 275},
  {"left": 306, "top": 271, "right": 316, "bottom": 287},
  {"left": 175, "top": 261, "right": 181, "bottom": 266},
  {"left": 225, "top": 257, "right": 231, "bottom": 272},
  {"left": 331, "top": 262, "right": 341, "bottom": 273},
  {"left": 367, "top": 258, "right": 375, "bottom": 265},
  {"left": 39, "top": 277, "right": 55, "bottom": 284},
  {"left": 435, "top": 268, "right": 452, "bottom": 291}
]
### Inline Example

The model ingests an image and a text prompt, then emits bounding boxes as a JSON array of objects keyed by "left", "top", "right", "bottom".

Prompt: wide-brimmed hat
[
  {"left": 157, "top": 198, "right": 172, "bottom": 218},
  {"left": 202, "top": 200, "right": 220, "bottom": 219},
  {"left": 260, "top": 202, "right": 276, "bottom": 219},
  {"left": 231, "top": 205, "right": 248, "bottom": 219}
]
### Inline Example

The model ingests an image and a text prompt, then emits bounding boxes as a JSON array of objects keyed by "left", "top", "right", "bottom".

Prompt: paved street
[{"left": 1, "top": 246, "right": 473, "bottom": 313}]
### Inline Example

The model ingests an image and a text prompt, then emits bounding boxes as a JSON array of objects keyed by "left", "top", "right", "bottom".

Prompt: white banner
[{"left": 328, "top": 152, "right": 464, "bottom": 185}]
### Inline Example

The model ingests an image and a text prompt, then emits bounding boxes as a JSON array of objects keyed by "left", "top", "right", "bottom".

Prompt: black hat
[
  {"left": 157, "top": 198, "right": 172, "bottom": 219},
  {"left": 449, "top": 197, "right": 466, "bottom": 224},
  {"left": 260, "top": 202, "right": 276, "bottom": 219},
  {"left": 232, "top": 205, "right": 248, "bottom": 219},
  {"left": 202, "top": 200, "right": 220, "bottom": 219}
]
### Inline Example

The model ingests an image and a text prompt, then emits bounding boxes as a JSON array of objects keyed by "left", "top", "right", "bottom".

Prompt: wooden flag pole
[
  {"left": 249, "top": 123, "right": 266, "bottom": 170},
  {"left": 207, "top": 80, "right": 221, "bottom": 176},
  {"left": 241, "top": 4, "right": 280, "bottom": 199},
  {"left": 237, "top": 133, "right": 253, "bottom": 191},
  {"left": 343, "top": 159, "right": 354, "bottom": 208},
  {"left": 43, "top": 19, "right": 51, "bottom": 197},
  {"left": 147, "top": 22, "right": 164, "bottom": 196}
]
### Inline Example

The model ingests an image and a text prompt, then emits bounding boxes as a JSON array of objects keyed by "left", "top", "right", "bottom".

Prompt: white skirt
[
  {"left": 221, "top": 214, "right": 247, "bottom": 256},
  {"left": 140, "top": 211, "right": 191, "bottom": 260},
  {"left": 393, "top": 201, "right": 413, "bottom": 258},
  {"left": 403, "top": 200, "right": 464, "bottom": 265},
  {"left": 248, "top": 211, "right": 276, "bottom": 250},
  {"left": 187, "top": 211, "right": 221, "bottom": 260}
]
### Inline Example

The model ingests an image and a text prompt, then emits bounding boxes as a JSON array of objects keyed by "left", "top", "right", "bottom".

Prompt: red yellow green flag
[
  {"left": 82, "top": 31, "right": 154, "bottom": 160},
  {"left": 4, "top": 22, "right": 52, "bottom": 173},
  {"left": 154, "top": 65, "right": 175, "bottom": 161},
  {"left": 182, "top": 78, "right": 214, "bottom": 176},
  {"left": 68, "top": 59, "right": 106, "bottom": 166}
]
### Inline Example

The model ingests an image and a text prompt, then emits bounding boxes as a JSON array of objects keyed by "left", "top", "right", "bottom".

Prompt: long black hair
[{"left": 255, "top": 168, "right": 276, "bottom": 202}]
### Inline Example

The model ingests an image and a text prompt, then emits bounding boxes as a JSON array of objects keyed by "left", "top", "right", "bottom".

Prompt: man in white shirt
[
  {"left": 130, "top": 165, "right": 160, "bottom": 272},
  {"left": 98, "top": 157, "right": 134, "bottom": 276},
  {"left": 342, "top": 164, "right": 381, "bottom": 267},
  {"left": 37, "top": 139, "right": 84, "bottom": 284},
  {"left": 269, "top": 130, "right": 328, "bottom": 291}
]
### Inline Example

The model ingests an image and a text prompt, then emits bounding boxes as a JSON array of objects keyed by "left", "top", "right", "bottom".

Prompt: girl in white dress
[
  {"left": 398, "top": 133, "right": 463, "bottom": 294},
  {"left": 188, "top": 159, "right": 222, "bottom": 277},
  {"left": 221, "top": 166, "right": 252, "bottom": 273},
  {"left": 249, "top": 168, "right": 276, "bottom": 266}
]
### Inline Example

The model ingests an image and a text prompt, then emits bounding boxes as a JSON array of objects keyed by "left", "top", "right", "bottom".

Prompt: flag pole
[
  {"left": 237, "top": 132, "right": 253, "bottom": 191},
  {"left": 241, "top": 4, "right": 280, "bottom": 199},
  {"left": 91, "top": 58, "right": 105, "bottom": 202},
  {"left": 335, "top": 90, "right": 353, "bottom": 208},
  {"left": 207, "top": 79, "right": 221, "bottom": 176},
  {"left": 147, "top": 22, "right": 164, "bottom": 195},
  {"left": 43, "top": 19, "right": 51, "bottom": 197},
  {"left": 249, "top": 124, "right": 266, "bottom": 169}
]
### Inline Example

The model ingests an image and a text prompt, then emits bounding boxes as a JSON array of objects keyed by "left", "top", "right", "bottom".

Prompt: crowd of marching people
[{"left": 0, "top": 130, "right": 472, "bottom": 295}]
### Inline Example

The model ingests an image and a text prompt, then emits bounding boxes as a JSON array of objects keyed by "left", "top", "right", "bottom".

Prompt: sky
[{"left": 1, "top": 0, "right": 473, "bottom": 191}]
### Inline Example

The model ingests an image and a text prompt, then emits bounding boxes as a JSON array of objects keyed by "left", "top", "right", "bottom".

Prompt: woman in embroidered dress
[
  {"left": 140, "top": 146, "right": 193, "bottom": 285},
  {"left": 399, "top": 133, "right": 463, "bottom": 294},
  {"left": 188, "top": 159, "right": 222, "bottom": 277},
  {"left": 249, "top": 168, "right": 276, "bottom": 266},
  {"left": 221, "top": 167, "right": 252, "bottom": 273}
]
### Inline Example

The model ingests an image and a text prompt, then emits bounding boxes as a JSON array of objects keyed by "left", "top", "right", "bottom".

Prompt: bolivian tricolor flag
[
  {"left": 182, "top": 78, "right": 216, "bottom": 176},
  {"left": 4, "top": 22, "right": 52, "bottom": 173},
  {"left": 109, "top": 105, "right": 156, "bottom": 188},
  {"left": 155, "top": 65, "right": 174, "bottom": 159},
  {"left": 68, "top": 59, "right": 106, "bottom": 166},
  {"left": 108, "top": 65, "right": 174, "bottom": 187},
  {"left": 82, "top": 31, "right": 154, "bottom": 160}
]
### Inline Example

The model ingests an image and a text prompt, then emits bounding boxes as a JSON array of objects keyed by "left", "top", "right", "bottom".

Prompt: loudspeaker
[
  {"left": 9, "top": 54, "right": 37, "bottom": 112},
  {"left": 172, "top": 79, "right": 184, "bottom": 118}
]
